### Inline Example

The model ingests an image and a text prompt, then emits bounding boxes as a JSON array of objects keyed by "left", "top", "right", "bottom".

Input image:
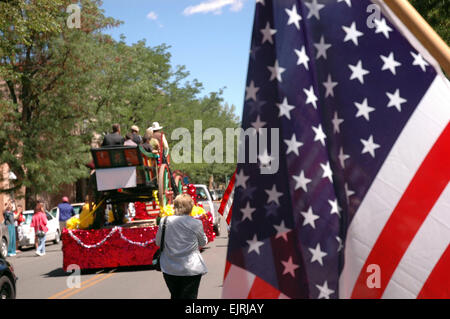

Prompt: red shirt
[{"left": 30, "top": 211, "right": 48, "bottom": 233}]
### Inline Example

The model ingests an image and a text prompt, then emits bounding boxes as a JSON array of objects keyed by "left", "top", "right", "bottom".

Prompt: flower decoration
[
  {"left": 160, "top": 204, "right": 174, "bottom": 217},
  {"left": 66, "top": 216, "right": 80, "bottom": 230},
  {"left": 62, "top": 226, "right": 159, "bottom": 271},
  {"left": 187, "top": 184, "right": 197, "bottom": 204},
  {"left": 190, "top": 205, "right": 206, "bottom": 217},
  {"left": 79, "top": 203, "right": 95, "bottom": 229}
]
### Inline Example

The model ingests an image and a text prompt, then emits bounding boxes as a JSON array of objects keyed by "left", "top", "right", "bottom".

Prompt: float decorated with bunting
[{"left": 61, "top": 145, "right": 215, "bottom": 271}]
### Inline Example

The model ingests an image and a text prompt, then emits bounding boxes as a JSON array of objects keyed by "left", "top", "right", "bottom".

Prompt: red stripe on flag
[
  {"left": 218, "top": 170, "right": 236, "bottom": 215},
  {"left": 223, "top": 261, "right": 232, "bottom": 281},
  {"left": 226, "top": 204, "right": 233, "bottom": 225},
  {"left": 351, "top": 123, "right": 450, "bottom": 299},
  {"left": 247, "top": 276, "right": 281, "bottom": 299},
  {"left": 417, "top": 245, "right": 450, "bottom": 299}
]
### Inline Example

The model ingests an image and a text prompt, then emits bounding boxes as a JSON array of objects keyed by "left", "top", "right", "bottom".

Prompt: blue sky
[{"left": 99, "top": 0, "right": 256, "bottom": 118}]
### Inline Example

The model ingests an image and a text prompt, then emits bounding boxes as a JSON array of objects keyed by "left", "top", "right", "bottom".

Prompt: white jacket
[{"left": 155, "top": 215, "right": 208, "bottom": 276}]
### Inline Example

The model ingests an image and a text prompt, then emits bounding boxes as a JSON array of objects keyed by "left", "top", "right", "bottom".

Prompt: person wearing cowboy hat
[
  {"left": 149, "top": 122, "right": 169, "bottom": 157},
  {"left": 130, "top": 125, "right": 143, "bottom": 145}
]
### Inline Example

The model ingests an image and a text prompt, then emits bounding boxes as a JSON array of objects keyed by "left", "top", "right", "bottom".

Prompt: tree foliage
[
  {"left": 409, "top": 0, "right": 449, "bottom": 45},
  {"left": 0, "top": 0, "right": 239, "bottom": 203}
]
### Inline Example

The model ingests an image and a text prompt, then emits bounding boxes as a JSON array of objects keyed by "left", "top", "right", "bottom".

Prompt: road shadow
[{"left": 43, "top": 267, "right": 108, "bottom": 278}]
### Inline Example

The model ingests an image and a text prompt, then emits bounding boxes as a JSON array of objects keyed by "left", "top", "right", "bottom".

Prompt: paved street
[{"left": 7, "top": 210, "right": 229, "bottom": 299}]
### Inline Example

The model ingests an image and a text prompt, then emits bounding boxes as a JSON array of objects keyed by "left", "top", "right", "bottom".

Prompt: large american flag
[{"left": 222, "top": 0, "right": 450, "bottom": 299}]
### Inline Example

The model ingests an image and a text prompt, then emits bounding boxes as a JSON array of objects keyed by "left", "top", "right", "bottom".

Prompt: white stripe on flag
[
  {"left": 382, "top": 183, "right": 450, "bottom": 298},
  {"left": 222, "top": 264, "right": 255, "bottom": 299},
  {"left": 339, "top": 75, "right": 450, "bottom": 298},
  {"left": 223, "top": 189, "right": 234, "bottom": 222}
]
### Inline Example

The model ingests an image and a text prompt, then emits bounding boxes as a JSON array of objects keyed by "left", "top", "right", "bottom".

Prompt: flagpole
[{"left": 383, "top": 0, "right": 450, "bottom": 75}]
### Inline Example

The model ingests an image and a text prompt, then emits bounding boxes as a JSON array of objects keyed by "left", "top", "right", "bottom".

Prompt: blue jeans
[
  {"left": 7, "top": 224, "right": 16, "bottom": 256},
  {"left": 37, "top": 234, "right": 46, "bottom": 254}
]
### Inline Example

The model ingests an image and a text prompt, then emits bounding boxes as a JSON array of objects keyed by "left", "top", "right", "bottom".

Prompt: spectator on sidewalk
[
  {"left": 30, "top": 201, "right": 48, "bottom": 257},
  {"left": 58, "top": 196, "right": 75, "bottom": 232},
  {"left": 14, "top": 204, "right": 24, "bottom": 251},
  {"left": 3, "top": 202, "right": 16, "bottom": 257}
]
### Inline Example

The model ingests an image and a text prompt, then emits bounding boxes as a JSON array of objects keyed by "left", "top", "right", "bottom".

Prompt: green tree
[
  {"left": 0, "top": 0, "right": 121, "bottom": 206},
  {"left": 409, "top": 0, "right": 449, "bottom": 45}
]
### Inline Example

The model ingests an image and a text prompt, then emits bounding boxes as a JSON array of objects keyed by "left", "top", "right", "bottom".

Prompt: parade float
[{"left": 61, "top": 146, "right": 215, "bottom": 271}]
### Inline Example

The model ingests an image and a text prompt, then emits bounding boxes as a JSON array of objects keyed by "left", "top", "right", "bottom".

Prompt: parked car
[
  {"left": 17, "top": 210, "right": 61, "bottom": 249},
  {"left": 0, "top": 224, "right": 9, "bottom": 258},
  {"left": 0, "top": 249, "right": 17, "bottom": 299},
  {"left": 194, "top": 184, "right": 221, "bottom": 236}
]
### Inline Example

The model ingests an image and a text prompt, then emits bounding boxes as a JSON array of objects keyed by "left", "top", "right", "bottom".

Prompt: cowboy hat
[
  {"left": 151, "top": 122, "right": 163, "bottom": 131},
  {"left": 131, "top": 125, "right": 139, "bottom": 132}
]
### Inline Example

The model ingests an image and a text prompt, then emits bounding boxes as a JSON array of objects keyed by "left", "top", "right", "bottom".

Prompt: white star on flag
[
  {"left": 281, "top": 257, "right": 300, "bottom": 277},
  {"left": 305, "top": 0, "right": 325, "bottom": 20},
  {"left": 293, "top": 170, "right": 311, "bottom": 192},
  {"left": 274, "top": 220, "right": 291, "bottom": 242},
  {"left": 332, "top": 111, "right": 344, "bottom": 133},
  {"left": 345, "top": 183, "right": 355, "bottom": 200},
  {"left": 336, "top": 236, "right": 343, "bottom": 252},
  {"left": 268, "top": 59, "right": 286, "bottom": 82},
  {"left": 260, "top": 22, "right": 277, "bottom": 45},
  {"left": 284, "top": 134, "right": 303, "bottom": 156},
  {"left": 301, "top": 207, "right": 320, "bottom": 229},
  {"left": 374, "top": 18, "right": 393, "bottom": 39},
  {"left": 241, "top": 202, "right": 256, "bottom": 221},
  {"left": 349, "top": 60, "right": 370, "bottom": 84},
  {"left": 258, "top": 149, "right": 273, "bottom": 167},
  {"left": 285, "top": 4, "right": 302, "bottom": 30},
  {"left": 337, "top": 0, "right": 351, "bottom": 7},
  {"left": 361, "top": 135, "right": 381, "bottom": 158},
  {"left": 309, "top": 243, "right": 327, "bottom": 266},
  {"left": 342, "top": 21, "right": 364, "bottom": 46},
  {"left": 320, "top": 162, "right": 333, "bottom": 182},
  {"left": 381, "top": 52, "right": 402, "bottom": 75},
  {"left": 235, "top": 169, "right": 249, "bottom": 188},
  {"left": 265, "top": 184, "right": 283, "bottom": 205},
  {"left": 328, "top": 199, "right": 340, "bottom": 217},
  {"left": 354, "top": 98, "right": 375, "bottom": 121},
  {"left": 411, "top": 51, "right": 429, "bottom": 72},
  {"left": 338, "top": 147, "right": 350, "bottom": 168},
  {"left": 246, "top": 234, "right": 264, "bottom": 255},
  {"left": 251, "top": 115, "right": 266, "bottom": 134},
  {"left": 312, "top": 124, "right": 326, "bottom": 146},
  {"left": 277, "top": 97, "right": 295, "bottom": 119},
  {"left": 295, "top": 45, "right": 310, "bottom": 70},
  {"left": 386, "top": 89, "right": 407, "bottom": 112},
  {"left": 316, "top": 281, "right": 335, "bottom": 299},
  {"left": 323, "top": 74, "right": 338, "bottom": 98},
  {"left": 304, "top": 85, "right": 318, "bottom": 109},
  {"left": 245, "top": 80, "right": 259, "bottom": 101},
  {"left": 314, "top": 35, "right": 332, "bottom": 60}
]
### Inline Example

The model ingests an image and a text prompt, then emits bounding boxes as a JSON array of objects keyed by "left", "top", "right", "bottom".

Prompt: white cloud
[
  {"left": 146, "top": 11, "right": 158, "bottom": 20},
  {"left": 183, "top": 0, "right": 245, "bottom": 16},
  {"left": 146, "top": 11, "right": 164, "bottom": 28}
]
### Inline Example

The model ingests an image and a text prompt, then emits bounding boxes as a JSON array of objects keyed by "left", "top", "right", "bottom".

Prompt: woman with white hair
[{"left": 155, "top": 194, "right": 208, "bottom": 299}]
